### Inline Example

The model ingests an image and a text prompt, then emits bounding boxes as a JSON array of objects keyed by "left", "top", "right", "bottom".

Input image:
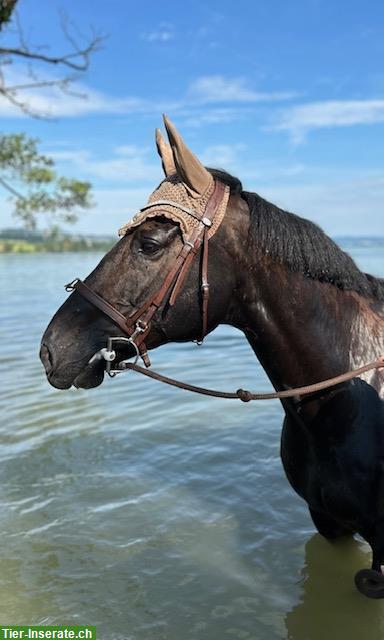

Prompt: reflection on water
[
  {"left": 286, "top": 535, "right": 384, "bottom": 640},
  {"left": 0, "top": 243, "right": 383, "bottom": 639}
]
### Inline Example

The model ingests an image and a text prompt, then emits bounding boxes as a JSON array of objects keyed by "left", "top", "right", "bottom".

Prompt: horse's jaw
[
  {"left": 40, "top": 344, "right": 107, "bottom": 390},
  {"left": 72, "top": 358, "right": 106, "bottom": 389}
]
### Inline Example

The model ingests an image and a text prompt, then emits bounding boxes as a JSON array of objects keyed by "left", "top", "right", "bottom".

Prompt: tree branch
[
  {"left": 0, "top": 6, "right": 104, "bottom": 117},
  {"left": 0, "top": 34, "right": 103, "bottom": 71},
  {"left": 0, "top": 174, "right": 26, "bottom": 199},
  {"left": 0, "top": 83, "right": 50, "bottom": 118}
]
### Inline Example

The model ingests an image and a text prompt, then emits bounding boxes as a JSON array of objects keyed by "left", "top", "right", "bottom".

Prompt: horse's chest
[{"left": 281, "top": 392, "right": 384, "bottom": 524}]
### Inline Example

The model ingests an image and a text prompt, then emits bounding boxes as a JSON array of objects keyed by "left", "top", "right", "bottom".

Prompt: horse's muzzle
[{"left": 40, "top": 342, "right": 53, "bottom": 375}]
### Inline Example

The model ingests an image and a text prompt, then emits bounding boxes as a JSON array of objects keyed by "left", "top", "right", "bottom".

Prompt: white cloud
[
  {"left": 0, "top": 187, "right": 153, "bottom": 235},
  {"left": 181, "top": 107, "right": 246, "bottom": 127},
  {"left": 0, "top": 65, "right": 179, "bottom": 118},
  {"left": 240, "top": 163, "right": 306, "bottom": 183},
  {"left": 86, "top": 187, "right": 155, "bottom": 233},
  {"left": 2, "top": 164, "right": 383, "bottom": 240},
  {"left": 0, "top": 65, "right": 296, "bottom": 121},
  {"left": 50, "top": 142, "right": 245, "bottom": 185},
  {"left": 50, "top": 146, "right": 162, "bottom": 183},
  {"left": 256, "top": 173, "right": 384, "bottom": 238},
  {"left": 0, "top": 82, "right": 149, "bottom": 119},
  {"left": 273, "top": 99, "right": 384, "bottom": 142},
  {"left": 200, "top": 144, "right": 245, "bottom": 168},
  {"left": 141, "top": 22, "right": 175, "bottom": 43},
  {"left": 189, "top": 75, "right": 298, "bottom": 104}
]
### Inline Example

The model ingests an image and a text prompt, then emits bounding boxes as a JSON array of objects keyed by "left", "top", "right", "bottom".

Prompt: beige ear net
[{"left": 119, "top": 115, "right": 229, "bottom": 242}]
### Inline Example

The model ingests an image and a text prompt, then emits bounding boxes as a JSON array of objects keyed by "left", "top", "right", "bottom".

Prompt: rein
[{"left": 118, "top": 357, "right": 384, "bottom": 402}]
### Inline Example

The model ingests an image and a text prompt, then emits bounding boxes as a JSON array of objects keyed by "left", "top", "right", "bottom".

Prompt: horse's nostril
[{"left": 40, "top": 342, "right": 53, "bottom": 373}]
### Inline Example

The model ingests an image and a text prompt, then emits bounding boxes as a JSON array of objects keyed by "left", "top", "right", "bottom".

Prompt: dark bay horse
[{"left": 40, "top": 116, "right": 384, "bottom": 598}]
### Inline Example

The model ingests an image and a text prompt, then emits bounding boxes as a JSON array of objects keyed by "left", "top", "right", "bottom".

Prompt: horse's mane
[{"left": 208, "top": 168, "right": 384, "bottom": 302}]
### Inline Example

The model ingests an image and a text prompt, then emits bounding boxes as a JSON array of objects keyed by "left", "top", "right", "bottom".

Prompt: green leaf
[{"left": 0, "top": 133, "right": 94, "bottom": 230}]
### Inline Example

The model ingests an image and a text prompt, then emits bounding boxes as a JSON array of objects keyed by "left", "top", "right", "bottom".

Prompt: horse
[{"left": 40, "top": 115, "right": 384, "bottom": 598}]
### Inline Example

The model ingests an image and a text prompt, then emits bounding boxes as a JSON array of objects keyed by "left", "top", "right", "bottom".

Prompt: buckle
[
  {"left": 136, "top": 319, "right": 148, "bottom": 332},
  {"left": 129, "top": 320, "right": 148, "bottom": 342},
  {"left": 64, "top": 278, "right": 79, "bottom": 292}
]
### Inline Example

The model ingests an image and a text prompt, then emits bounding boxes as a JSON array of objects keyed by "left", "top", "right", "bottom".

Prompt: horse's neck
[{"left": 234, "top": 257, "right": 384, "bottom": 398}]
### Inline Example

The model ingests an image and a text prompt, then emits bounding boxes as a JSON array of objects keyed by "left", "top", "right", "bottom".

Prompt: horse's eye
[{"left": 140, "top": 240, "right": 160, "bottom": 255}]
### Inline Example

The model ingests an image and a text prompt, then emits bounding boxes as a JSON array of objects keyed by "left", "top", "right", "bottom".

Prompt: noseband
[{"left": 65, "top": 180, "right": 227, "bottom": 372}]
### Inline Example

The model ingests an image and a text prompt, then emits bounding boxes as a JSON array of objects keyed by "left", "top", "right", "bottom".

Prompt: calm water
[{"left": 0, "top": 242, "right": 383, "bottom": 640}]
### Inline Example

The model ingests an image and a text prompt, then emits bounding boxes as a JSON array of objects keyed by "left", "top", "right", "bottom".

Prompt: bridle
[
  {"left": 65, "top": 180, "right": 227, "bottom": 372},
  {"left": 64, "top": 178, "right": 384, "bottom": 401}
]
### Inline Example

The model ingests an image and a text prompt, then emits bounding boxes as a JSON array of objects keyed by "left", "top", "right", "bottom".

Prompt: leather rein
[{"left": 64, "top": 178, "right": 384, "bottom": 402}]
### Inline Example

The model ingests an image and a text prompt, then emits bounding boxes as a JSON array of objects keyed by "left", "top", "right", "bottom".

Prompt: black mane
[{"left": 208, "top": 168, "right": 384, "bottom": 302}]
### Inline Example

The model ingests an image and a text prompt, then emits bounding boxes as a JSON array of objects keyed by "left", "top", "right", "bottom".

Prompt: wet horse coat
[{"left": 40, "top": 116, "right": 384, "bottom": 597}]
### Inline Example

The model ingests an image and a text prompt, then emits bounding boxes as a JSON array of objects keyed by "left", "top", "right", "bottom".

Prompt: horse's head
[{"left": 40, "top": 116, "right": 250, "bottom": 390}]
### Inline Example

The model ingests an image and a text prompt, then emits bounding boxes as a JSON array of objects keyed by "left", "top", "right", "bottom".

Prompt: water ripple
[{"left": 0, "top": 249, "right": 383, "bottom": 639}]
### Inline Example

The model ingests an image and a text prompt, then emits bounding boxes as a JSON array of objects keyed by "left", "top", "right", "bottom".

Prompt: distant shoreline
[
  {"left": 0, "top": 237, "right": 116, "bottom": 253},
  {"left": 0, "top": 230, "right": 383, "bottom": 254},
  {"left": 0, "top": 228, "right": 116, "bottom": 253}
]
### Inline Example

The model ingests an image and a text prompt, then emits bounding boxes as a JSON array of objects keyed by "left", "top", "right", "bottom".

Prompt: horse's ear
[
  {"left": 163, "top": 114, "right": 212, "bottom": 198},
  {"left": 155, "top": 128, "right": 176, "bottom": 177}
]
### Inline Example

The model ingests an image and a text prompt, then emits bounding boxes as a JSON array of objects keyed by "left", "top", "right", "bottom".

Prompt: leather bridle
[
  {"left": 64, "top": 178, "right": 384, "bottom": 400},
  {"left": 65, "top": 180, "right": 227, "bottom": 371}
]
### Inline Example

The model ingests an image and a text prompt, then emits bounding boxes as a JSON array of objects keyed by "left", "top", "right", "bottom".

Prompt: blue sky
[{"left": 1, "top": 0, "right": 384, "bottom": 236}]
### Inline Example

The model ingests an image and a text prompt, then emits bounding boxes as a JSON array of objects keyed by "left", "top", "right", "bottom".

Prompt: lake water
[{"left": 0, "top": 241, "right": 383, "bottom": 640}]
